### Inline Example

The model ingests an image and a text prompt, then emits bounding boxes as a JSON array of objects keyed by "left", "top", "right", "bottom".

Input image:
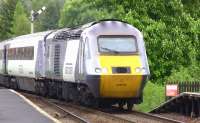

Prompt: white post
[{"left": 31, "top": 10, "right": 34, "bottom": 34}]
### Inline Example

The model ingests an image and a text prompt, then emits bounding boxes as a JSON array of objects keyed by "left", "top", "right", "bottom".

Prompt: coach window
[
  {"left": 23, "top": 47, "right": 25, "bottom": 59},
  {"left": 8, "top": 49, "right": 13, "bottom": 60},
  {"left": 10, "top": 49, "right": 14, "bottom": 60},
  {"left": 13, "top": 48, "right": 16, "bottom": 60},
  {"left": 8, "top": 49, "right": 11, "bottom": 60},
  {"left": 18, "top": 48, "right": 22, "bottom": 59},
  {"left": 7, "top": 49, "right": 10, "bottom": 60},
  {"left": 24, "top": 47, "right": 28, "bottom": 59},
  {"left": 14, "top": 48, "right": 17, "bottom": 60},
  {"left": 0, "top": 50, "right": 2, "bottom": 60},
  {"left": 30, "top": 47, "right": 34, "bottom": 60}
]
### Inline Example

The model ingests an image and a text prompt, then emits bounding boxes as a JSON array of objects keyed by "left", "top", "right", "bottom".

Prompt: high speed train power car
[{"left": 0, "top": 20, "right": 150, "bottom": 110}]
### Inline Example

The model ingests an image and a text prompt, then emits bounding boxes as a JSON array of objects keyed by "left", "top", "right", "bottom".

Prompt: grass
[{"left": 135, "top": 81, "right": 165, "bottom": 112}]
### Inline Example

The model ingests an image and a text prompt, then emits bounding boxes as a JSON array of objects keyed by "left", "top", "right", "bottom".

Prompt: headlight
[
  {"left": 135, "top": 67, "right": 142, "bottom": 73},
  {"left": 141, "top": 68, "right": 146, "bottom": 73},
  {"left": 95, "top": 68, "right": 102, "bottom": 73},
  {"left": 95, "top": 67, "right": 108, "bottom": 73}
]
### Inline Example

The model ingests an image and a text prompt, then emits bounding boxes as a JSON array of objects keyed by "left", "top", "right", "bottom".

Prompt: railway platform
[
  {"left": 0, "top": 88, "right": 59, "bottom": 123},
  {"left": 150, "top": 92, "right": 200, "bottom": 118}
]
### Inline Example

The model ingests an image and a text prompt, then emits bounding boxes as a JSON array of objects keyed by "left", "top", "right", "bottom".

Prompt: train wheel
[
  {"left": 127, "top": 100, "right": 134, "bottom": 111},
  {"left": 57, "top": 82, "right": 63, "bottom": 100},
  {"left": 10, "top": 77, "right": 18, "bottom": 89},
  {"left": 79, "top": 86, "right": 95, "bottom": 106},
  {"left": 35, "top": 80, "right": 40, "bottom": 95},
  {"left": 41, "top": 81, "right": 48, "bottom": 97},
  {"left": 99, "top": 100, "right": 111, "bottom": 108},
  {"left": 118, "top": 101, "right": 125, "bottom": 109},
  {"left": 62, "top": 82, "right": 71, "bottom": 102}
]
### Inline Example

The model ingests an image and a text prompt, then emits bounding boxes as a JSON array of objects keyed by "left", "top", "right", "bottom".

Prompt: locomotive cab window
[{"left": 98, "top": 36, "right": 138, "bottom": 54}]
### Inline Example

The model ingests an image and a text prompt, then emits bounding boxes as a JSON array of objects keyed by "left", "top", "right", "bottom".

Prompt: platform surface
[
  {"left": 150, "top": 92, "right": 200, "bottom": 117},
  {"left": 0, "top": 89, "right": 56, "bottom": 123}
]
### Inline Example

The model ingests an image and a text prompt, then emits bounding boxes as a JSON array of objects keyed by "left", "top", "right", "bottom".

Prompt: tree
[
  {"left": 35, "top": 0, "right": 62, "bottom": 31},
  {"left": 28, "top": 0, "right": 64, "bottom": 32},
  {"left": 11, "top": 1, "right": 30, "bottom": 36},
  {"left": 0, "top": 0, "right": 18, "bottom": 40}
]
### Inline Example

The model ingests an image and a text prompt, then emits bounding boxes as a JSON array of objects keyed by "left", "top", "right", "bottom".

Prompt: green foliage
[
  {"left": 31, "top": 0, "right": 62, "bottom": 31},
  {"left": 38, "top": 0, "right": 61, "bottom": 30},
  {"left": 167, "top": 62, "right": 200, "bottom": 82},
  {"left": 59, "top": 0, "right": 124, "bottom": 27},
  {"left": 135, "top": 81, "right": 165, "bottom": 112},
  {"left": 182, "top": 0, "right": 200, "bottom": 19},
  {"left": 12, "top": 1, "right": 30, "bottom": 36},
  {"left": 59, "top": 0, "right": 97, "bottom": 27},
  {"left": 0, "top": 0, "right": 18, "bottom": 40}
]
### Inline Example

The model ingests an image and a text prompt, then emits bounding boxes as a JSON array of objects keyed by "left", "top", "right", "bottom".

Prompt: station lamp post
[{"left": 30, "top": 6, "right": 46, "bottom": 33}]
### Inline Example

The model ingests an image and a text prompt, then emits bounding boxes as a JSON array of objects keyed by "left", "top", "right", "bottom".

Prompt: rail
[{"left": 45, "top": 99, "right": 90, "bottom": 123}]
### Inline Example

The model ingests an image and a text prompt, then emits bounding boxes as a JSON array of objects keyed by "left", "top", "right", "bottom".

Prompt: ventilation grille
[
  {"left": 54, "top": 44, "right": 60, "bottom": 76},
  {"left": 112, "top": 67, "right": 131, "bottom": 74}
]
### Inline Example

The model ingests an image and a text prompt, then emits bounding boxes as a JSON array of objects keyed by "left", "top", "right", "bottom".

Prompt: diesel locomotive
[{"left": 0, "top": 20, "right": 150, "bottom": 110}]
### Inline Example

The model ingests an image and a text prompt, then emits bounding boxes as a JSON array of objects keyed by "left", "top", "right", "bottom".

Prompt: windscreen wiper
[{"left": 100, "top": 47, "right": 120, "bottom": 54}]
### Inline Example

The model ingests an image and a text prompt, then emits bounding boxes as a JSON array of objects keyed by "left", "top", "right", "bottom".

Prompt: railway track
[
  {"left": 44, "top": 99, "right": 90, "bottom": 123},
  {"left": 22, "top": 92, "right": 183, "bottom": 123},
  {"left": 44, "top": 99, "right": 183, "bottom": 123},
  {"left": 55, "top": 101, "right": 183, "bottom": 123},
  {"left": 21, "top": 93, "right": 89, "bottom": 123},
  {"left": 112, "top": 109, "right": 184, "bottom": 123},
  {"left": 22, "top": 93, "right": 134, "bottom": 123}
]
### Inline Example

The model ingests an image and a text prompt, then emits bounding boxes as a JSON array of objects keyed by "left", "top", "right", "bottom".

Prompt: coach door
[
  {"left": 63, "top": 40, "right": 80, "bottom": 82},
  {"left": 77, "top": 38, "right": 85, "bottom": 82},
  {"left": 3, "top": 45, "right": 9, "bottom": 74}
]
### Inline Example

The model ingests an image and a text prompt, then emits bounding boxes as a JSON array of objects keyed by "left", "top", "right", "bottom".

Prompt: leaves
[
  {"left": 12, "top": 1, "right": 30, "bottom": 36},
  {"left": 0, "top": 0, "right": 18, "bottom": 40}
]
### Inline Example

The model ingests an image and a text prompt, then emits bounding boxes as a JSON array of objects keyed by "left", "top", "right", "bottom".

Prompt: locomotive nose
[{"left": 99, "top": 55, "right": 146, "bottom": 98}]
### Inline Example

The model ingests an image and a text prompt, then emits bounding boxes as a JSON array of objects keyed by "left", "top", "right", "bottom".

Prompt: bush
[{"left": 135, "top": 81, "right": 165, "bottom": 112}]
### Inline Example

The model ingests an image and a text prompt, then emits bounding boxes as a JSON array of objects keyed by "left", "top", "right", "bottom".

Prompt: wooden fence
[{"left": 165, "top": 81, "right": 200, "bottom": 100}]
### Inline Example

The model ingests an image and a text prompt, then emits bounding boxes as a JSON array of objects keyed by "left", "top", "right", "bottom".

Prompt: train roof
[
  {"left": 2, "top": 30, "right": 53, "bottom": 43},
  {"left": 1, "top": 19, "right": 132, "bottom": 43},
  {"left": 53, "top": 19, "right": 130, "bottom": 40}
]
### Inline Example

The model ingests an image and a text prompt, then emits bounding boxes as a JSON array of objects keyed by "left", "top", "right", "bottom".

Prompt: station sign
[{"left": 166, "top": 84, "right": 178, "bottom": 97}]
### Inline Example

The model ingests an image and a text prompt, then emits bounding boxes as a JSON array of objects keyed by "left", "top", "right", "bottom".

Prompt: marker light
[
  {"left": 135, "top": 67, "right": 146, "bottom": 73},
  {"left": 101, "top": 68, "right": 108, "bottom": 73}
]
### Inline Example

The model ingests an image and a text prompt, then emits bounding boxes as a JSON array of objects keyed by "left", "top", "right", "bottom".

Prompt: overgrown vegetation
[{"left": 135, "top": 82, "right": 165, "bottom": 112}]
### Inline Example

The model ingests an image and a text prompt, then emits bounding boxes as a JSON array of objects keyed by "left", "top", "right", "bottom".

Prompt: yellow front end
[{"left": 99, "top": 55, "right": 143, "bottom": 98}]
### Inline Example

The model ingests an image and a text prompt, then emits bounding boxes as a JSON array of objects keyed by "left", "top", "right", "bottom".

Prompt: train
[{"left": 0, "top": 20, "right": 150, "bottom": 110}]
